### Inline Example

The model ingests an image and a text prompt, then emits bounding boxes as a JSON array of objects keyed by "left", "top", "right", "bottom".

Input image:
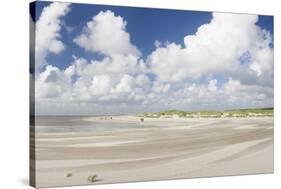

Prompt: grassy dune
[{"left": 141, "top": 108, "right": 273, "bottom": 118}]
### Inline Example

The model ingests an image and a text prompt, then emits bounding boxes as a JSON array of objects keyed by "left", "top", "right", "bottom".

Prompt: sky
[{"left": 30, "top": 1, "right": 274, "bottom": 115}]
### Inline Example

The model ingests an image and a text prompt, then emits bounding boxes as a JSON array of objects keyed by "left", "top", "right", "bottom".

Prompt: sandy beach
[{"left": 32, "top": 116, "right": 273, "bottom": 188}]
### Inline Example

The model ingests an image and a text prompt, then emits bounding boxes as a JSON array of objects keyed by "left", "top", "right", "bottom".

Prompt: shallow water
[{"left": 34, "top": 116, "right": 156, "bottom": 133}]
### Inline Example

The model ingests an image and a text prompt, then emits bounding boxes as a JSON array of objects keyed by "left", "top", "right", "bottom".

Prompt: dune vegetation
[{"left": 141, "top": 108, "right": 273, "bottom": 118}]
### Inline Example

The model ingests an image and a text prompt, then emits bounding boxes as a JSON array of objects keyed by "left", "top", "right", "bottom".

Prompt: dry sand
[{"left": 32, "top": 116, "right": 273, "bottom": 188}]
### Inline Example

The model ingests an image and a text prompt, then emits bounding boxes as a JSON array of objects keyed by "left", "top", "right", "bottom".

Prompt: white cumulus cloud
[
  {"left": 147, "top": 12, "right": 273, "bottom": 87},
  {"left": 74, "top": 10, "right": 140, "bottom": 57},
  {"left": 35, "top": 2, "right": 71, "bottom": 72}
]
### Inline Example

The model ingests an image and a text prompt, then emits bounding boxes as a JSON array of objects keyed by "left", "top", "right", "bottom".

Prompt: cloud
[
  {"left": 74, "top": 10, "right": 140, "bottom": 57},
  {"left": 36, "top": 65, "right": 63, "bottom": 98},
  {"left": 90, "top": 75, "right": 115, "bottom": 96},
  {"left": 154, "top": 40, "right": 162, "bottom": 48},
  {"left": 139, "top": 78, "right": 273, "bottom": 111},
  {"left": 113, "top": 74, "right": 135, "bottom": 94},
  {"left": 35, "top": 2, "right": 71, "bottom": 72},
  {"left": 147, "top": 12, "right": 273, "bottom": 86}
]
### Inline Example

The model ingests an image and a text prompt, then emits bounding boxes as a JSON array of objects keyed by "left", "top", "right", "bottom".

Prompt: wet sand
[{"left": 32, "top": 117, "right": 273, "bottom": 188}]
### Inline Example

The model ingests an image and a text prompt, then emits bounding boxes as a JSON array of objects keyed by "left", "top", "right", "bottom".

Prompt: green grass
[{"left": 141, "top": 108, "right": 273, "bottom": 118}]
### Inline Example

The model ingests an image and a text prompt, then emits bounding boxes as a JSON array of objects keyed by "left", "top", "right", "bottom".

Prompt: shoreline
[{"left": 81, "top": 115, "right": 274, "bottom": 127}]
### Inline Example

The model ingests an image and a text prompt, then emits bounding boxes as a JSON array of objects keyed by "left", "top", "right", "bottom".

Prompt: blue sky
[
  {"left": 32, "top": 1, "right": 274, "bottom": 115},
  {"left": 33, "top": 1, "right": 273, "bottom": 70}
]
